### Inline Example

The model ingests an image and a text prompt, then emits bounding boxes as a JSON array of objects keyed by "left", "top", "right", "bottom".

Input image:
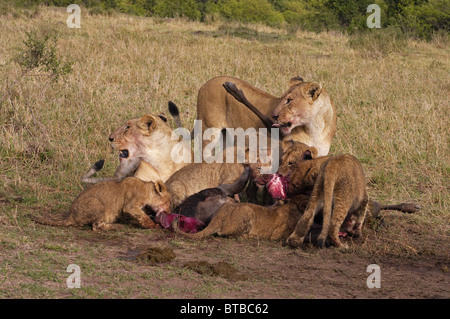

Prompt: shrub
[
  {"left": 281, "top": 0, "right": 340, "bottom": 32},
  {"left": 14, "top": 28, "right": 73, "bottom": 80},
  {"left": 152, "top": 0, "right": 202, "bottom": 20},
  {"left": 2, "top": 0, "right": 449, "bottom": 39},
  {"left": 391, "top": 0, "right": 450, "bottom": 39},
  {"left": 325, "top": 0, "right": 373, "bottom": 27},
  {"left": 216, "top": 0, "right": 285, "bottom": 27}
]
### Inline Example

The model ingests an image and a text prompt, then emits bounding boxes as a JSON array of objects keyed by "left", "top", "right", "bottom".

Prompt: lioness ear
[
  {"left": 154, "top": 180, "right": 166, "bottom": 194},
  {"left": 137, "top": 115, "right": 155, "bottom": 132},
  {"left": 289, "top": 76, "right": 304, "bottom": 87},
  {"left": 303, "top": 82, "right": 322, "bottom": 101}
]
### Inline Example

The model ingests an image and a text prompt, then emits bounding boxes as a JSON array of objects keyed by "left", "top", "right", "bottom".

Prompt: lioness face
[
  {"left": 108, "top": 114, "right": 170, "bottom": 163},
  {"left": 272, "top": 82, "right": 322, "bottom": 135}
]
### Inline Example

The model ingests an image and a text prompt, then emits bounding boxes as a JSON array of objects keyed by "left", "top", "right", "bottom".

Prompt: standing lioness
[
  {"left": 196, "top": 76, "right": 336, "bottom": 156},
  {"left": 31, "top": 177, "right": 171, "bottom": 231}
]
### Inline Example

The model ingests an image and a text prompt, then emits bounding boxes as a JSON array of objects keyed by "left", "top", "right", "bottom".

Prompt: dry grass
[{"left": 0, "top": 7, "right": 449, "bottom": 298}]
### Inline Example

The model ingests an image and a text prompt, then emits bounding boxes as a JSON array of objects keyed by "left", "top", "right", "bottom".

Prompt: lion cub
[
  {"left": 278, "top": 141, "right": 419, "bottom": 216},
  {"left": 173, "top": 195, "right": 309, "bottom": 241},
  {"left": 31, "top": 177, "right": 171, "bottom": 231},
  {"left": 284, "top": 147, "right": 368, "bottom": 249}
]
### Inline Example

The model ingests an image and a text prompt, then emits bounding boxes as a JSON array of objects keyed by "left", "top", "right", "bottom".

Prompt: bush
[
  {"left": 216, "top": 0, "right": 285, "bottom": 27},
  {"left": 152, "top": 0, "right": 202, "bottom": 20},
  {"left": 281, "top": 0, "right": 340, "bottom": 32},
  {"left": 391, "top": 0, "right": 450, "bottom": 39},
  {"left": 2, "top": 0, "right": 449, "bottom": 39},
  {"left": 325, "top": 0, "right": 373, "bottom": 27},
  {"left": 14, "top": 28, "right": 73, "bottom": 80}
]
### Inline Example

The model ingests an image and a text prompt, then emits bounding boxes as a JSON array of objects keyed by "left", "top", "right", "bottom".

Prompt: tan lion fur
[
  {"left": 165, "top": 162, "right": 246, "bottom": 209},
  {"left": 173, "top": 194, "right": 310, "bottom": 241},
  {"left": 279, "top": 144, "right": 369, "bottom": 248},
  {"left": 31, "top": 177, "right": 171, "bottom": 231}
]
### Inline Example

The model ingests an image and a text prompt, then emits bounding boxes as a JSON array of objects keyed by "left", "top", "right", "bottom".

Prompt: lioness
[
  {"left": 82, "top": 112, "right": 190, "bottom": 184},
  {"left": 167, "top": 101, "right": 276, "bottom": 206},
  {"left": 172, "top": 194, "right": 309, "bottom": 241},
  {"left": 31, "top": 177, "right": 170, "bottom": 231},
  {"left": 196, "top": 76, "right": 337, "bottom": 156}
]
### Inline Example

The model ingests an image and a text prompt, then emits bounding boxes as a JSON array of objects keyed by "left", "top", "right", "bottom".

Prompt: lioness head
[
  {"left": 272, "top": 77, "right": 323, "bottom": 135},
  {"left": 108, "top": 113, "right": 170, "bottom": 163}
]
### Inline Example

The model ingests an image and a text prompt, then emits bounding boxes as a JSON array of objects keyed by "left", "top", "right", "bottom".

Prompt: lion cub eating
[
  {"left": 284, "top": 147, "right": 368, "bottom": 249},
  {"left": 31, "top": 177, "right": 171, "bottom": 231},
  {"left": 173, "top": 195, "right": 309, "bottom": 241}
]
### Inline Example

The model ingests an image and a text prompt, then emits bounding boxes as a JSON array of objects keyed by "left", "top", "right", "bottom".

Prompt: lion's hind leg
[
  {"left": 346, "top": 195, "right": 369, "bottom": 238},
  {"left": 286, "top": 191, "right": 323, "bottom": 248},
  {"left": 326, "top": 200, "right": 352, "bottom": 249}
]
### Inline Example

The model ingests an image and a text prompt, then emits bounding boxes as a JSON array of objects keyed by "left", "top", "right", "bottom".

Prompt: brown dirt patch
[
  {"left": 136, "top": 246, "right": 176, "bottom": 264},
  {"left": 183, "top": 260, "right": 248, "bottom": 282}
]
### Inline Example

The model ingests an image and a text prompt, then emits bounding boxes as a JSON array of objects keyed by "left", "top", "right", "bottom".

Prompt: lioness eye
[
  {"left": 286, "top": 98, "right": 292, "bottom": 104},
  {"left": 288, "top": 162, "right": 294, "bottom": 166},
  {"left": 124, "top": 126, "right": 130, "bottom": 132}
]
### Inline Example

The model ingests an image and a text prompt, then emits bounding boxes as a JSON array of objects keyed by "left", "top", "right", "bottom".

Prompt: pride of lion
[{"left": 32, "top": 75, "right": 419, "bottom": 249}]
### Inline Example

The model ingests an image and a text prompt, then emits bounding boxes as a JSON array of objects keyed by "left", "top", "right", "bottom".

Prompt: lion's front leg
[{"left": 123, "top": 205, "right": 159, "bottom": 229}]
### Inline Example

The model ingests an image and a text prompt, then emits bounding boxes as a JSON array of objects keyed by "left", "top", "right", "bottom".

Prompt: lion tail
[
  {"left": 81, "top": 159, "right": 113, "bottom": 184},
  {"left": 168, "top": 101, "right": 182, "bottom": 128},
  {"left": 30, "top": 212, "right": 75, "bottom": 227}
]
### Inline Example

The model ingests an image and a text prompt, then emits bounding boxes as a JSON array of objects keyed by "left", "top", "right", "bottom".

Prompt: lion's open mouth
[
  {"left": 119, "top": 149, "right": 129, "bottom": 159},
  {"left": 143, "top": 205, "right": 158, "bottom": 219}
]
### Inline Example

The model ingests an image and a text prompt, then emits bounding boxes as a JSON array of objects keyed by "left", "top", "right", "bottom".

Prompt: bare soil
[
  {"left": 44, "top": 217, "right": 450, "bottom": 299},
  {"left": 0, "top": 198, "right": 448, "bottom": 299}
]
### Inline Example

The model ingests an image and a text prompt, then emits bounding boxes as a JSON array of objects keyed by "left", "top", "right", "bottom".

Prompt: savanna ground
[{"left": 0, "top": 6, "right": 449, "bottom": 299}]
